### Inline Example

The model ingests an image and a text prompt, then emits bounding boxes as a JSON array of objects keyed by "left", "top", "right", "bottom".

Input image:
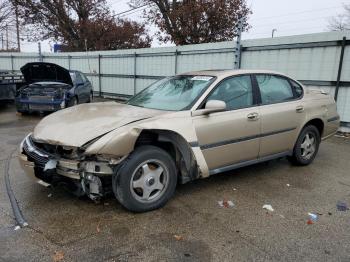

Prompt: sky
[{"left": 20, "top": 0, "right": 348, "bottom": 52}]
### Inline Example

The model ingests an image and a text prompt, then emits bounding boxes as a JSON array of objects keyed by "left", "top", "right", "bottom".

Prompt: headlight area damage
[
  {"left": 19, "top": 133, "right": 125, "bottom": 201},
  {"left": 19, "top": 127, "right": 202, "bottom": 202}
]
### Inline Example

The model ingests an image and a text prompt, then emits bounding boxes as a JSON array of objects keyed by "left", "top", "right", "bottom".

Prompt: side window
[
  {"left": 256, "top": 75, "right": 294, "bottom": 104},
  {"left": 80, "top": 73, "right": 88, "bottom": 83},
  {"left": 75, "top": 73, "right": 83, "bottom": 85},
  {"left": 207, "top": 75, "right": 253, "bottom": 110},
  {"left": 290, "top": 80, "right": 303, "bottom": 98}
]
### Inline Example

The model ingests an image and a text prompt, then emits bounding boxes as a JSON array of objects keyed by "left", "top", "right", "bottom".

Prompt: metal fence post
[
  {"left": 174, "top": 49, "right": 178, "bottom": 75},
  {"left": 38, "top": 42, "right": 43, "bottom": 62},
  {"left": 334, "top": 37, "right": 346, "bottom": 101},
  {"left": 234, "top": 18, "right": 243, "bottom": 69},
  {"left": 10, "top": 55, "right": 14, "bottom": 73},
  {"left": 98, "top": 54, "right": 102, "bottom": 97},
  {"left": 133, "top": 52, "right": 137, "bottom": 95},
  {"left": 68, "top": 55, "right": 71, "bottom": 70}
]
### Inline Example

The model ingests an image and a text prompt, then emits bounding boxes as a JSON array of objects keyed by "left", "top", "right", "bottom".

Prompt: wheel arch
[
  {"left": 302, "top": 118, "right": 324, "bottom": 137},
  {"left": 134, "top": 129, "right": 199, "bottom": 184}
]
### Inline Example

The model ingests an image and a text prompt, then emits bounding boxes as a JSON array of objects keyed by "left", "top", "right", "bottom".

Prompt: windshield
[{"left": 127, "top": 75, "right": 215, "bottom": 111}]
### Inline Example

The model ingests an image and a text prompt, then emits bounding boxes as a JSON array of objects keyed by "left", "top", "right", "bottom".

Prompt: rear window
[
  {"left": 256, "top": 75, "right": 294, "bottom": 104},
  {"left": 290, "top": 80, "right": 303, "bottom": 98}
]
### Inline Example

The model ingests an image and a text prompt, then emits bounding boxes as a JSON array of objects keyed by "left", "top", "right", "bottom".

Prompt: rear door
[
  {"left": 254, "top": 74, "right": 305, "bottom": 157},
  {"left": 193, "top": 75, "right": 261, "bottom": 172},
  {"left": 79, "top": 72, "right": 92, "bottom": 102},
  {"left": 74, "top": 72, "right": 86, "bottom": 102}
]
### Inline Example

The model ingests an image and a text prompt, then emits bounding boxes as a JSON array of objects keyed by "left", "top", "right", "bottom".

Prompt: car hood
[
  {"left": 21, "top": 62, "right": 73, "bottom": 86},
  {"left": 33, "top": 102, "right": 167, "bottom": 147}
]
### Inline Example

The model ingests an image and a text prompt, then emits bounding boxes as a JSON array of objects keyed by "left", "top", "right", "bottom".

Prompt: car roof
[{"left": 180, "top": 69, "right": 290, "bottom": 78}]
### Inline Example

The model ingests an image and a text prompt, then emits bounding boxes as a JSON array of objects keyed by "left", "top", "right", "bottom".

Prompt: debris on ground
[
  {"left": 96, "top": 220, "right": 101, "bottom": 233},
  {"left": 286, "top": 184, "right": 290, "bottom": 187},
  {"left": 14, "top": 225, "right": 21, "bottom": 231},
  {"left": 233, "top": 188, "right": 237, "bottom": 191},
  {"left": 336, "top": 201, "right": 349, "bottom": 211},
  {"left": 37, "top": 180, "right": 51, "bottom": 187},
  {"left": 307, "top": 219, "right": 313, "bottom": 225},
  {"left": 218, "top": 200, "right": 235, "bottom": 208},
  {"left": 174, "top": 235, "right": 184, "bottom": 241},
  {"left": 279, "top": 214, "right": 285, "bottom": 219},
  {"left": 47, "top": 193, "right": 52, "bottom": 198},
  {"left": 308, "top": 213, "right": 318, "bottom": 222},
  {"left": 52, "top": 251, "right": 64, "bottom": 262},
  {"left": 103, "top": 202, "right": 110, "bottom": 206},
  {"left": 262, "top": 204, "right": 274, "bottom": 212},
  {"left": 335, "top": 132, "right": 350, "bottom": 138},
  {"left": 328, "top": 212, "right": 332, "bottom": 216}
]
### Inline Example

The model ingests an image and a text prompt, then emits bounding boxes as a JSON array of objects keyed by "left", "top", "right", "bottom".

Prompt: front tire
[
  {"left": 69, "top": 96, "right": 78, "bottom": 107},
  {"left": 113, "top": 146, "right": 177, "bottom": 212},
  {"left": 289, "top": 125, "right": 320, "bottom": 166},
  {"left": 87, "top": 92, "right": 93, "bottom": 103}
]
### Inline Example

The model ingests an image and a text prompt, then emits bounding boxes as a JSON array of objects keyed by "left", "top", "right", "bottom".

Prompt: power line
[
  {"left": 113, "top": 3, "right": 152, "bottom": 17},
  {"left": 118, "top": 4, "right": 153, "bottom": 18},
  {"left": 250, "top": 6, "right": 343, "bottom": 21}
]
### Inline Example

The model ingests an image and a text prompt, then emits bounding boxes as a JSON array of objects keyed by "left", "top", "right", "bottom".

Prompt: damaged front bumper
[
  {"left": 19, "top": 134, "right": 116, "bottom": 201},
  {"left": 15, "top": 97, "right": 67, "bottom": 112}
]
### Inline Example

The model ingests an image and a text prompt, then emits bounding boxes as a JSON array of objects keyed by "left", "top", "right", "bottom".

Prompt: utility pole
[
  {"left": 1, "top": 34, "right": 3, "bottom": 50},
  {"left": 234, "top": 17, "right": 243, "bottom": 69},
  {"left": 5, "top": 24, "right": 9, "bottom": 50},
  {"left": 14, "top": 3, "right": 21, "bottom": 52},
  {"left": 272, "top": 29, "right": 277, "bottom": 38}
]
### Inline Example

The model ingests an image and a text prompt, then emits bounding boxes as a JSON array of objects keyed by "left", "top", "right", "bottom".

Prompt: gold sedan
[{"left": 19, "top": 70, "right": 340, "bottom": 212}]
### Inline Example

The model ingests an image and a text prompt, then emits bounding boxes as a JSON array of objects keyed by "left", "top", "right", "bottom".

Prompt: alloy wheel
[
  {"left": 300, "top": 132, "right": 316, "bottom": 160},
  {"left": 130, "top": 160, "right": 169, "bottom": 203}
]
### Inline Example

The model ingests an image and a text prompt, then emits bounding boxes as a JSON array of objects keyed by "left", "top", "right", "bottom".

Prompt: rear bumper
[
  {"left": 15, "top": 98, "right": 67, "bottom": 112},
  {"left": 322, "top": 116, "right": 340, "bottom": 141}
]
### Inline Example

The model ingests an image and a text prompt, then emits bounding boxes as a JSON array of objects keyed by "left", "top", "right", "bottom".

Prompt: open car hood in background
[{"left": 20, "top": 62, "right": 73, "bottom": 86}]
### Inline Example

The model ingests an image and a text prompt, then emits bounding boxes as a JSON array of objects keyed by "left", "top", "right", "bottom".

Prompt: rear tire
[
  {"left": 113, "top": 145, "right": 177, "bottom": 212},
  {"left": 289, "top": 125, "right": 320, "bottom": 166}
]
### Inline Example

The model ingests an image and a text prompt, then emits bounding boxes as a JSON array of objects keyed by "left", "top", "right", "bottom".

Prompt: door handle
[
  {"left": 247, "top": 112, "right": 259, "bottom": 121},
  {"left": 296, "top": 105, "right": 304, "bottom": 113}
]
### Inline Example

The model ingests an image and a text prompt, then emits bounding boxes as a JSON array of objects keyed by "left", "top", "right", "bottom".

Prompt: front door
[{"left": 192, "top": 75, "right": 261, "bottom": 171}]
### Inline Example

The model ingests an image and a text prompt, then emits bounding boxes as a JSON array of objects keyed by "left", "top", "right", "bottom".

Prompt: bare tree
[
  {"left": 13, "top": 0, "right": 151, "bottom": 51},
  {"left": 328, "top": 3, "right": 350, "bottom": 31},
  {"left": 130, "top": 0, "right": 251, "bottom": 45},
  {"left": 0, "top": 0, "right": 13, "bottom": 31}
]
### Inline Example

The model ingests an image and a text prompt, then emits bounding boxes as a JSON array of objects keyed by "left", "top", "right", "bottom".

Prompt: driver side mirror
[{"left": 192, "top": 100, "right": 227, "bottom": 116}]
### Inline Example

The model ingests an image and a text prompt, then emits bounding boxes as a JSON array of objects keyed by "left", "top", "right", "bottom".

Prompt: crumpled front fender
[
  {"left": 83, "top": 119, "right": 210, "bottom": 178},
  {"left": 84, "top": 125, "right": 142, "bottom": 157}
]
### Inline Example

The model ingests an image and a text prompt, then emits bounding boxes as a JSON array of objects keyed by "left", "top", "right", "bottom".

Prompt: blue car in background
[{"left": 15, "top": 62, "right": 93, "bottom": 113}]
